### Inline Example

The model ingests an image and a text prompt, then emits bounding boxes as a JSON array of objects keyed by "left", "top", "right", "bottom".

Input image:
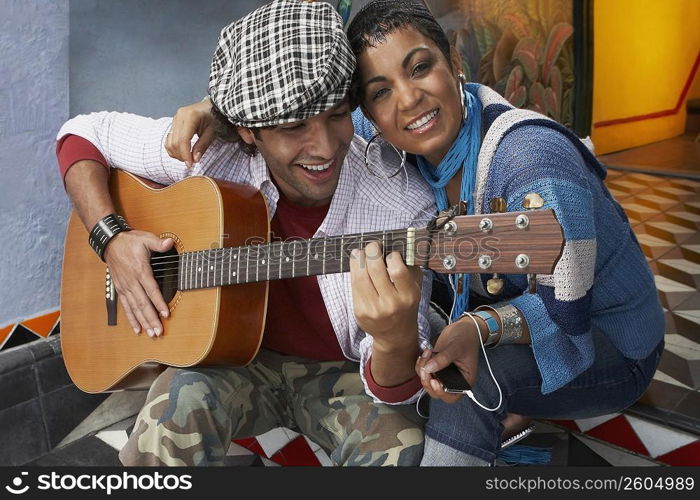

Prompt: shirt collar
[{"left": 316, "top": 149, "right": 355, "bottom": 237}]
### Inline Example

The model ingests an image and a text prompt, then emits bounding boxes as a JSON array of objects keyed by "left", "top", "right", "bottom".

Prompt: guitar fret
[
  {"left": 228, "top": 247, "right": 232, "bottom": 286},
  {"left": 267, "top": 243, "right": 271, "bottom": 282},
  {"left": 178, "top": 254, "right": 182, "bottom": 290},
  {"left": 256, "top": 246, "right": 260, "bottom": 283},
  {"left": 200, "top": 251, "right": 204, "bottom": 289},
  {"left": 188, "top": 252, "right": 193, "bottom": 290},
  {"left": 278, "top": 242, "right": 283, "bottom": 280},
  {"left": 188, "top": 252, "right": 192, "bottom": 290},
  {"left": 220, "top": 248, "right": 224, "bottom": 286},
  {"left": 340, "top": 235, "right": 344, "bottom": 273},
  {"left": 322, "top": 238, "right": 327, "bottom": 275},
  {"left": 236, "top": 247, "right": 240, "bottom": 284},
  {"left": 291, "top": 242, "right": 296, "bottom": 278},
  {"left": 181, "top": 252, "right": 185, "bottom": 290},
  {"left": 194, "top": 252, "right": 199, "bottom": 290},
  {"left": 306, "top": 240, "right": 310, "bottom": 276},
  {"left": 189, "top": 252, "right": 194, "bottom": 290},
  {"left": 246, "top": 246, "right": 250, "bottom": 284},
  {"left": 207, "top": 250, "right": 211, "bottom": 288}
]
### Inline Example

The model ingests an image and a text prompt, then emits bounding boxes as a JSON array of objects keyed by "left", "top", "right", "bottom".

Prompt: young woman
[
  {"left": 344, "top": 0, "right": 663, "bottom": 466},
  {"left": 166, "top": 0, "right": 664, "bottom": 466}
]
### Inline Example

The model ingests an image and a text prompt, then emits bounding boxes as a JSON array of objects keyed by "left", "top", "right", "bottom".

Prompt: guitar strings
[
  {"left": 147, "top": 234, "right": 412, "bottom": 282},
  {"left": 146, "top": 230, "right": 412, "bottom": 281}
]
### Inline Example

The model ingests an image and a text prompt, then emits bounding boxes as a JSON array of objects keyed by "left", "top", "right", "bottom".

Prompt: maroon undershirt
[
  {"left": 262, "top": 193, "right": 345, "bottom": 361},
  {"left": 56, "top": 134, "right": 421, "bottom": 401}
]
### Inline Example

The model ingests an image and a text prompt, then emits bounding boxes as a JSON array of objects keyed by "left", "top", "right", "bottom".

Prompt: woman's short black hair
[{"left": 347, "top": 0, "right": 451, "bottom": 104}]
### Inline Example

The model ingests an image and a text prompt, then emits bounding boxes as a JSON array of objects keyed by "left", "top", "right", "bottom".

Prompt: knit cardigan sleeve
[{"left": 484, "top": 125, "right": 599, "bottom": 394}]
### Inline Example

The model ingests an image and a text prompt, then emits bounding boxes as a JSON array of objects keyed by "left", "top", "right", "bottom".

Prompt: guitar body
[{"left": 60, "top": 170, "right": 270, "bottom": 393}]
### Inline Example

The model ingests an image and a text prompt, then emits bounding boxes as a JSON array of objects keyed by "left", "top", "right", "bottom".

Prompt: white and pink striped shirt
[{"left": 57, "top": 112, "right": 437, "bottom": 404}]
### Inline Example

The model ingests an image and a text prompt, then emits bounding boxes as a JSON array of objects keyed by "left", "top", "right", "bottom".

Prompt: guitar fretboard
[{"left": 175, "top": 228, "right": 421, "bottom": 291}]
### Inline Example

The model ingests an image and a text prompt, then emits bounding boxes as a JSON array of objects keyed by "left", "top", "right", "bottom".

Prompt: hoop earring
[
  {"left": 457, "top": 74, "right": 467, "bottom": 119},
  {"left": 363, "top": 133, "right": 405, "bottom": 179}
]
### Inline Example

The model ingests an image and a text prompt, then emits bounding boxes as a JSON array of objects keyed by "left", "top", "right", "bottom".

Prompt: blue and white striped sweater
[
  {"left": 353, "top": 84, "right": 664, "bottom": 394},
  {"left": 472, "top": 84, "right": 663, "bottom": 393}
]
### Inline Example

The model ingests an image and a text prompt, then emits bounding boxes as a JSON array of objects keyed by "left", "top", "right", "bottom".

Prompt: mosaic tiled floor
[{"left": 27, "top": 405, "right": 664, "bottom": 467}]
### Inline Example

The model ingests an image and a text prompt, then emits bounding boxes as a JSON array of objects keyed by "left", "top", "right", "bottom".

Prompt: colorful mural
[{"left": 424, "top": 0, "right": 576, "bottom": 128}]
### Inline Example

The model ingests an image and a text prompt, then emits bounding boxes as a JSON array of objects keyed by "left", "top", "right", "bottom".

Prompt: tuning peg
[
  {"left": 522, "top": 192, "right": 545, "bottom": 210},
  {"left": 487, "top": 274, "right": 504, "bottom": 295},
  {"left": 489, "top": 197, "right": 506, "bottom": 213},
  {"left": 527, "top": 274, "right": 537, "bottom": 294}
]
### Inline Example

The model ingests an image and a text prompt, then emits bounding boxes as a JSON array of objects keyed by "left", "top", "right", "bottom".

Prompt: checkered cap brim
[{"left": 209, "top": 0, "right": 355, "bottom": 128}]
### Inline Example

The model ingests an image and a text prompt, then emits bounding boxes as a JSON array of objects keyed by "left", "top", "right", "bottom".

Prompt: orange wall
[{"left": 591, "top": 0, "right": 700, "bottom": 154}]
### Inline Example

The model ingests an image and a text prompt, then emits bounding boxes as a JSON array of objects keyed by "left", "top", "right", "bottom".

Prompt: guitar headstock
[{"left": 415, "top": 209, "right": 564, "bottom": 274}]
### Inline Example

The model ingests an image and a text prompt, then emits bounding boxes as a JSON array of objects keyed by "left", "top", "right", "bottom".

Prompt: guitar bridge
[{"left": 105, "top": 267, "right": 117, "bottom": 326}]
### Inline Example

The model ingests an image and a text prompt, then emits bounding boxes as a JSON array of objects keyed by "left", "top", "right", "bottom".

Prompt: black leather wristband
[{"left": 88, "top": 213, "right": 131, "bottom": 261}]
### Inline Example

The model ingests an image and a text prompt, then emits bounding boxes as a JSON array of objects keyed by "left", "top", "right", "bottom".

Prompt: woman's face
[{"left": 357, "top": 27, "right": 463, "bottom": 166}]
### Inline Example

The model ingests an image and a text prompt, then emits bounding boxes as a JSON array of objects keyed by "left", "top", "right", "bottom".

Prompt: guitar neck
[{"left": 175, "top": 228, "right": 425, "bottom": 291}]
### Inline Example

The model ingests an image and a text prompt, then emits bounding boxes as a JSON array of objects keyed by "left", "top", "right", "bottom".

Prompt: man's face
[{"left": 239, "top": 101, "right": 354, "bottom": 207}]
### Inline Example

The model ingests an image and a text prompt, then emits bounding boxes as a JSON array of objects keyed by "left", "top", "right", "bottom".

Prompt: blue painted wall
[
  {"left": 69, "top": 0, "right": 268, "bottom": 118},
  {"left": 0, "top": 0, "right": 70, "bottom": 327}
]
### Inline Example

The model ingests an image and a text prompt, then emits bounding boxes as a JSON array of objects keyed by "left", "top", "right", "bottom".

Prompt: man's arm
[{"left": 64, "top": 160, "right": 174, "bottom": 337}]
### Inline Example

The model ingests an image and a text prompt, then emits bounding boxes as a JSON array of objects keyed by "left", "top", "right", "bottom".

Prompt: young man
[{"left": 56, "top": 0, "right": 435, "bottom": 466}]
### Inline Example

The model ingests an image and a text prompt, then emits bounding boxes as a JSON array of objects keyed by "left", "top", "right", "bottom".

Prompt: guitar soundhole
[{"left": 151, "top": 247, "right": 179, "bottom": 304}]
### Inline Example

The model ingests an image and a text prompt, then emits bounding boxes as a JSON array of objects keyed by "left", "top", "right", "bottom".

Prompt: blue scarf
[{"left": 416, "top": 86, "right": 482, "bottom": 321}]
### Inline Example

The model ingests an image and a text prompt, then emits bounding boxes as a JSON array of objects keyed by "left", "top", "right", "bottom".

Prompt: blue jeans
[{"left": 424, "top": 330, "right": 664, "bottom": 464}]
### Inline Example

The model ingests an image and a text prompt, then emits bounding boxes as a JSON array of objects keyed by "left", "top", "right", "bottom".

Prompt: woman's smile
[{"left": 405, "top": 108, "right": 440, "bottom": 134}]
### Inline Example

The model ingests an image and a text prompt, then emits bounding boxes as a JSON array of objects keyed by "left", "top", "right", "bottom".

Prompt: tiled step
[
  {"left": 644, "top": 221, "right": 696, "bottom": 244},
  {"left": 654, "top": 276, "right": 697, "bottom": 309},
  {"left": 656, "top": 258, "right": 700, "bottom": 288},
  {"left": 684, "top": 200, "right": 700, "bottom": 215},
  {"left": 635, "top": 193, "right": 681, "bottom": 211},
  {"left": 606, "top": 178, "right": 650, "bottom": 194},
  {"left": 681, "top": 244, "right": 700, "bottom": 264},
  {"left": 658, "top": 334, "right": 700, "bottom": 389},
  {"left": 670, "top": 310, "right": 700, "bottom": 344},
  {"left": 651, "top": 185, "right": 698, "bottom": 201},
  {"left": 665, "top": 211, "right": 700, "bottom": 230},
  {"left": 637, "top": 233, "right": 676, "bottom": 259},
  {"left": 620, "top": 201, "right": 662, "bottom": 222}
]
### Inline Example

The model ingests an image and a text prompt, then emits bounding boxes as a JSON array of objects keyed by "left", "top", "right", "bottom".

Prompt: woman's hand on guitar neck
[
  {"left": 350, "top": 242, "right": 423, "bottom": 386},
  {"left": 104, "top": 230, "right": 174, "bottom": 337},
  {"left": 165, "top": 99, "right": 216, "bottom": 168}
]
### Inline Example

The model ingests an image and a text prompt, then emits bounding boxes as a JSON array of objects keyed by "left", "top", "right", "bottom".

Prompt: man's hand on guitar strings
[{"left": 104, "top": 230, "right": 174, "bottom": 337}]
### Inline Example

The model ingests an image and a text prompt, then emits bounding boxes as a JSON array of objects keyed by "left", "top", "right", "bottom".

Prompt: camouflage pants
[{"left": 119, "top": 349, "right": 424, "bottom": 466}]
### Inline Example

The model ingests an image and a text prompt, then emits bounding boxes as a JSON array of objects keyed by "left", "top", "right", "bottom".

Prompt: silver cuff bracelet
[{"left": 475, "top": 303, "right": 524, "bottom": 346}]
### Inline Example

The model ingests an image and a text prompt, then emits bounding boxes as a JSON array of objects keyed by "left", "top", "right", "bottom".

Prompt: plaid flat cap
[{"left": 209, "top": 0, "right": 355, "bottom": 128}]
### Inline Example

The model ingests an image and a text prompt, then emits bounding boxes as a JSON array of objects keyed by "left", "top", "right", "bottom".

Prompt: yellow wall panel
[{"left": 591, "top": 0, "right": 700, "bottom": 154}]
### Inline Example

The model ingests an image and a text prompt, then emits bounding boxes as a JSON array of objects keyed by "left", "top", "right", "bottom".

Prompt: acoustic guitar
[{"left": 60, "top": 170, "right": 564, "bottom": 393}]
